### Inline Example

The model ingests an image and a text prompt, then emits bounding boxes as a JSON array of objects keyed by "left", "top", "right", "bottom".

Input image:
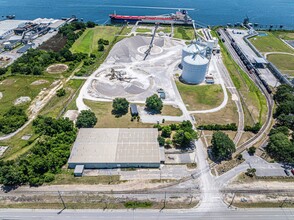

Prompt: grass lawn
[
  {"left": 250, "top": 32, "right": 294, "bottom": 53},
  {"left": 0, "top": 123, "right": 39, "bottom": 161},
  {"left": 161, "top": 105, "right": 183, "bottom": 116},
  {"left": 121, "top": 27, "right": 132, "bottom": 35},
  {"left": 176, "top": 82, "right": 224, "bottom": 111},
  {"left": 40, "top": 79, "right": 85, "bottom": 118},
  {"left": 71, "top": 26, "right": 120, "bottom": 55},
  {"left": 84, "top": 100, "right": 154, "bottom": 128},
  {"left": 216, "top": 31, "right": 267, "bottom": 125},
  {"left": 174, "top": 26, "right": 194, "bottom": 40},
  {"left": 194, "top": 92, "right": 238, "bottom": 125},
  {"left": 267, "top": 54, "right": 294, "bottom": 76},
  {"left": 272, "top": 31, "right": 294, "bottom": 40},
  {"left": 159, "top": 26, "right": 171, "bottom": 33},
  {"left": 136, "top": 28, "right": 151, "bottom": 33},
  {"left": 0, "top": 75, "right": 54, "bottom": 115}
]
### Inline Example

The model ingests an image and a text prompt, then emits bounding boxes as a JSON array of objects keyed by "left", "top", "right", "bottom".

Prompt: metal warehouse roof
[{"left": 68, "top": 128, "right": 160, "bottom": 164}]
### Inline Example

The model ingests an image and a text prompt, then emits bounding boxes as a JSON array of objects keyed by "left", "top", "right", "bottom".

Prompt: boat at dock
[{"left": 109, "top": 10, "right": 193, "bottom": 25}]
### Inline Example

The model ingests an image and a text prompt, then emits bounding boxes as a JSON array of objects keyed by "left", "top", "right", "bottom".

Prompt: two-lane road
[{"left": 1, "top": 209, "right": 294, "bottom": 220}]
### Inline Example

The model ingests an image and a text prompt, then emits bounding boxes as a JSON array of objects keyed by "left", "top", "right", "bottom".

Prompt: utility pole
[
  {"left": 228, "top": 193, "right": 235, "bottom": 208},
  {"left": 58, "top": 190, "right": 66, "bottom": 209},
  {"left": 280, "top": 198, "right": 287, "bottom": 208}
]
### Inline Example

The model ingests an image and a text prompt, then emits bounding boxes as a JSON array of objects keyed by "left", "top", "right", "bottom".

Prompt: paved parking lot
[
  {"left": 83, "top": 165, "right": 193, "bottom": 180},
  {"left": 242, "top": 152, "right": 289, "bottom": 177}
]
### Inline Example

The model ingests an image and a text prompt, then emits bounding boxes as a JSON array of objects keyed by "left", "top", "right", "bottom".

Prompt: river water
[{"left": 0, "top": 0, "right": 293, "bottom": 28}]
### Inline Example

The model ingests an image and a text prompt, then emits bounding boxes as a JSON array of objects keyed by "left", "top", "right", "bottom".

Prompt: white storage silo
[
  {"left": 182, "top": 43, "right": 206, "bottom": 64},
  {"left": 181, "top": 54, "right": 209, "bottom": 84}
]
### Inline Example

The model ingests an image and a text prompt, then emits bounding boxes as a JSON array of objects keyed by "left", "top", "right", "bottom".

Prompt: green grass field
[
  {"left": 40, "top": 79, "right": 84, "bottom": 118},
  {"left": 136, "top": 28, "right": 151, "bottom": 33},
  {"left": 215, "top": 31, "right": 267, "bottom": 125},
  {"left": 0, "top": 75, "right": 54, "bottom": 115},
  {"left": 267, "top": 54, "right": 294, "bottom": 76},
  {"left": 250, "top": 32, "right": 294, "bottom": 53},
  {"left": 173, "top": 27, "right": 194, "bottom": 40},
  {"left": 85, "top": 100, "right": 153, "bottom": 128},
  {"left": 272, "top": 31, "right": 294, "bottom": 40},
  {"left": 194, "top": 92, "right": 238, "bottom": 125},
  {"left": 71, "top": 26, "right": 120, "bottom": 55},
  {"left": 176, "top": 82, "right": 224, "bottom": 111}
]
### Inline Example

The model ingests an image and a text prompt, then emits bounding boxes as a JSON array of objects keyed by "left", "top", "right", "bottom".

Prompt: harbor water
[{"left": 0, "top": 0, "right": 293, "bottom": 28}]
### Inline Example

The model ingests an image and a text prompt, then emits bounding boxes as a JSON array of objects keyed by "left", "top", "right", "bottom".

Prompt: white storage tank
[
  {"left": 182, "top": 43, "right": 206, "bottom": 64},
  {"left": 181, "top": 54, "right": 209, "bottom": 84}
]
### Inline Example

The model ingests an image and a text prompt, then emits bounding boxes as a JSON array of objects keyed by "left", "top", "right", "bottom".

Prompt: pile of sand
[
  {"left": 30, "top": 79, "right": 49, "bottom": 86},
  {"left": 14, "top": 96, "right": 31, "bottom": 105},
  {"left": 46, "top": 64, "right": 68, "bottom": 74}
]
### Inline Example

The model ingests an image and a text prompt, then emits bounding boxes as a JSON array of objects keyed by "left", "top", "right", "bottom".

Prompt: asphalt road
[{"left": 1, "top": 209, "right": 294, "bottom": 220}]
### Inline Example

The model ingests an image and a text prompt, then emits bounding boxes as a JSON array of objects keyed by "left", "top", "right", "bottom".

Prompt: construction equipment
[{"left": 143, "top": 23, "right": 159, "bottom": 61}]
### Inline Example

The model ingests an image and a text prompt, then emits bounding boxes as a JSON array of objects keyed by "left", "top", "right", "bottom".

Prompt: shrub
[{"left": 56, "top": 88, "right": 66, "bottom": 97}]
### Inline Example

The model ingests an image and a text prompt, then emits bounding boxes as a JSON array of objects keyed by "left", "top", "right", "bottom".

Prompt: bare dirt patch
[
  {"left": 30, "top": 79, "right": 49, "bottom": 86},
  {"left": 46, "top": 64, "right": 68, "bottom": 74},
  {"left": 39, "top": 33, "right": 67, "bottom": 52}
]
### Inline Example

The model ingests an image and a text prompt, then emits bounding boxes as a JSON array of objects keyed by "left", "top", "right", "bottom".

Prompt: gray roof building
[{"left": 68, "top": 128, "right": 161, "bottom": 169}]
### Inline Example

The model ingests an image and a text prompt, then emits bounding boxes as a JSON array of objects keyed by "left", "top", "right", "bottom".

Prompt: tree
[
  {"left": 245, "top": 168, "right": 256, "bottom": 177},
  {"left": 86, "top": 21, "right": 96, "bottom": 28},
  {"left": 161, "top": 126, "right": 171, "bottom": 138},
  {"left": 76, "top": 110, "right": 97, "bottom": 128},
  {"left": 56, "top": 88, "right": 66, "bottom": 97},
  {"left": 112, "top": 98, "right": 129, "bottom": 117},
  {"left": 211, "top": 131, "right": 235, "bottom": 161},
  {"left": 157, "top": 136, "right": 165, "bottom": 146},
  {"left": 98, "top": 44, "right": 104, "bottom": 51},
  {"left": 266, "top": 132, "right": 294, "bottom": 163},
  {"left": 248, "top": 146, "right": 256, "bottom": 156},
  {"left": 145, "top": 94, "right": 163, "bottom": 113},
  {"left": 0, "top": 67, "right": 7, "bottom": 75},
  {"left": 32, "top": 65, "right": 42, "bottom": 75}
]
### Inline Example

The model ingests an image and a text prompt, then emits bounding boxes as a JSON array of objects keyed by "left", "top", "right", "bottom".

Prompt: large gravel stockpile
[{"left": 106, "top": 36, "right": 164, "bottom": 63}]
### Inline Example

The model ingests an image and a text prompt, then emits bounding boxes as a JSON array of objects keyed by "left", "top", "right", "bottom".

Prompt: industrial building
[
  {"left": 68, "top": 128, "right": 162, "bottom": 169},
  {"left": 0, "top": 20, "right": 28, "bottom": 39}
]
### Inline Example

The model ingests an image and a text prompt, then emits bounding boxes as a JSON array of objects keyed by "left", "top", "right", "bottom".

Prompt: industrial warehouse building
[{"left": 68, "top": 128, "right": 162, "bottom": 169}]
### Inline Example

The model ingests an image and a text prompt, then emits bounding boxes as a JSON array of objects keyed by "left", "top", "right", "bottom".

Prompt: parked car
[
  {"left": 291, "top": 169, "right": 294, "bottom": 176},
  {"left": 285, "top": 169, "right": 290, "bottom": 176}
]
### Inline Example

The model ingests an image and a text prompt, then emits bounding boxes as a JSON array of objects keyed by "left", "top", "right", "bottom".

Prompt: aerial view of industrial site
[{"left": 0, "top": 0, "right": 294, "bottom": 219}]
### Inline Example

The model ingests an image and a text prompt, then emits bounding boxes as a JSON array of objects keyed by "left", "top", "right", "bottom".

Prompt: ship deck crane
[{"left": 143, "top": 23, "right": 159, "bottom": 61}]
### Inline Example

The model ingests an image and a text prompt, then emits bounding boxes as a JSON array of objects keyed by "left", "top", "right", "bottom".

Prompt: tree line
[
  {"left": 266, "top": 85, "right": 294, "bottom": 163},
  {"left": 0, "top": 116, "right": 77, "bottom": 186},
  {"left": 198, "top": 123, "right": 237, "bottom": 131}
]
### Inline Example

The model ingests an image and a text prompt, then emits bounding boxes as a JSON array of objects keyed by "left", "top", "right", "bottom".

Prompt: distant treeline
[{"left": 198, "top": 123, "right": 238, "bottom": 131}]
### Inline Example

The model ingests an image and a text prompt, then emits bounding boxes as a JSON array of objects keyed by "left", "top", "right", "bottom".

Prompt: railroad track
[{"left": 218, "top": 28, "right": 274, "bottom": 155}]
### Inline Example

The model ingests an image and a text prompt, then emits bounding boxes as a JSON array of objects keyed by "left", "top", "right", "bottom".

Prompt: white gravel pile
[
  {"left": 14, "top": 96, "right": 31, "bottom": 105},
  {"left": 106, "top": 36, "right": 164, "bottom": 63}
]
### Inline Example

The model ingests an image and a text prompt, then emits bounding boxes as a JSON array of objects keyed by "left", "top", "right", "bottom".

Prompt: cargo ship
[{"left": 109, "top": 10, "right": 193, "bottom": 25}]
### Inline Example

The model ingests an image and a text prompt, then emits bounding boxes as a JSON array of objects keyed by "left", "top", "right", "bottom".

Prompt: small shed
[
  {"left": 130, "top": 104, "right": 138, "bottom": 116},
  {"left": 74, "top": 165, "right": 84, "bottom": 177},
  {"left": 253, "top": 57, "right": 268, "bottom": 69}
]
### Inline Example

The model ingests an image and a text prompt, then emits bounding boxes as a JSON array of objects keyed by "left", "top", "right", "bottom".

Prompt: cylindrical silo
[
  {"left": 182, "top": 43, "right": 206, "bottom": 64},
  {"left": 181, "top": 54, "right": 209, "bottom": 84}
]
